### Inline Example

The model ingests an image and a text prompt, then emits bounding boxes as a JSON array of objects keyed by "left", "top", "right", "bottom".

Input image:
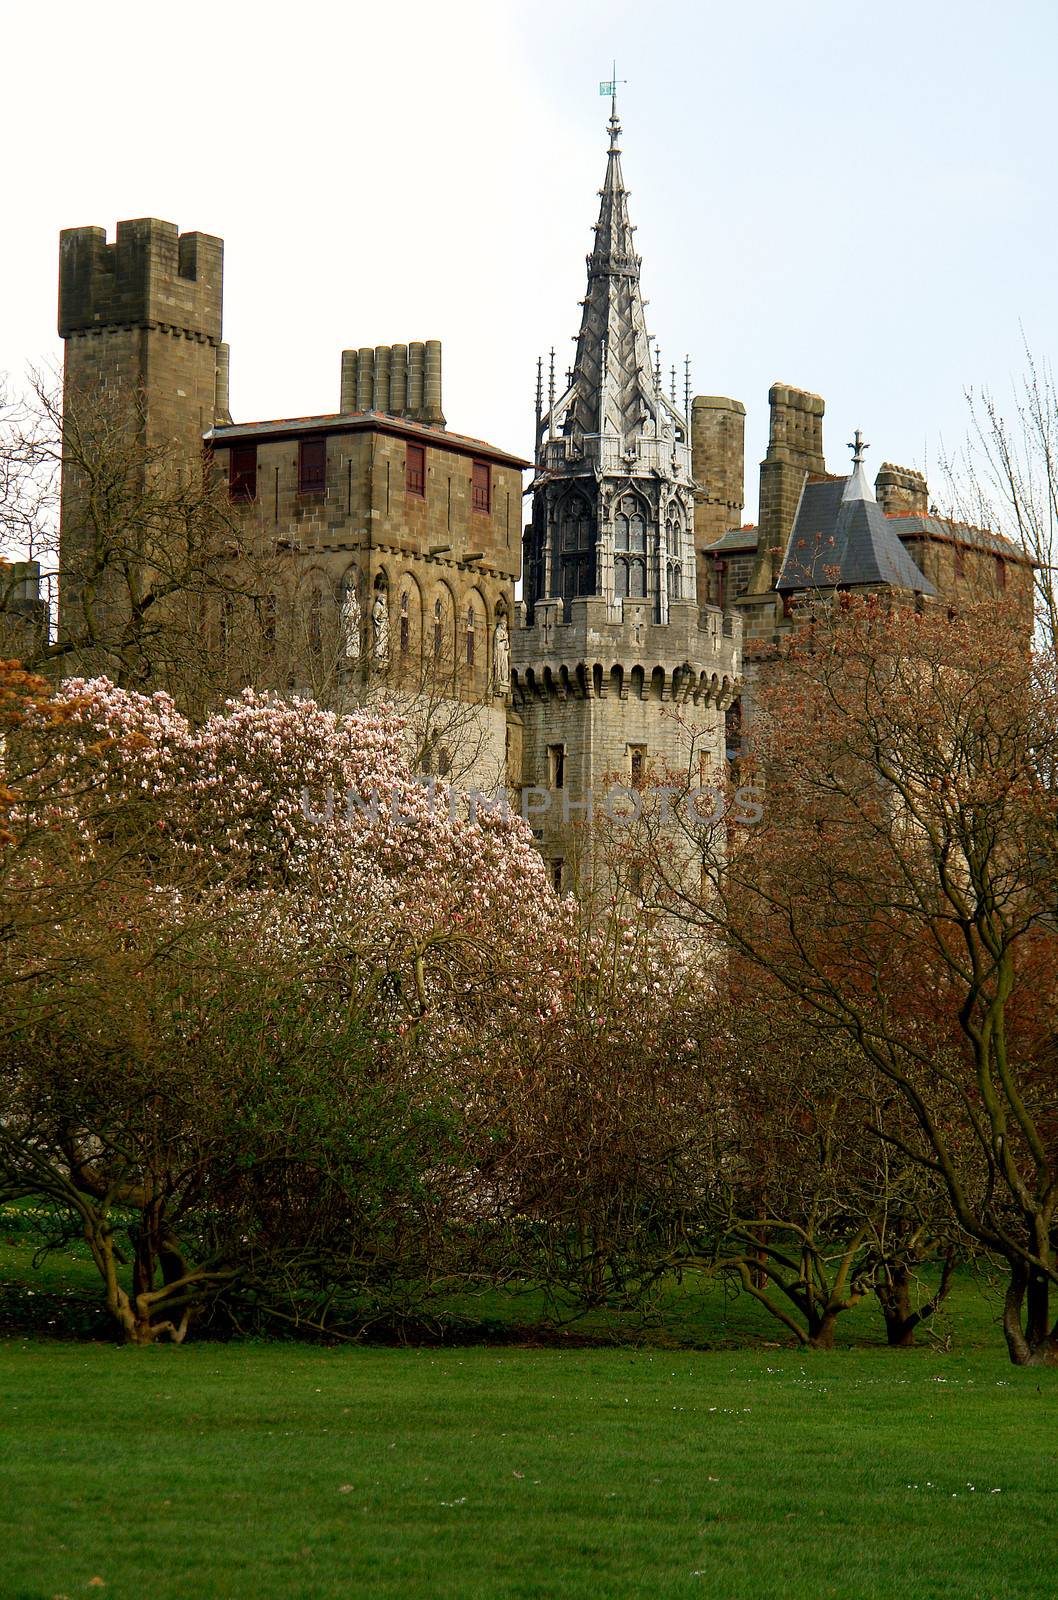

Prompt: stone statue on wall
[
  {"left": 493, "top": 616, "right": 511, "bottom": 692},
  {"left": 372, "top": 590, "right": 389, "bottom": 663},
  {"left": 340, "top": 585, "right": 361, "bottom": 659}
]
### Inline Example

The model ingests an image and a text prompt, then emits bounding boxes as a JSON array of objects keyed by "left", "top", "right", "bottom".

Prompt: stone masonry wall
[
  {"left": 690, "top": 396, "right": 745, "bottom": 603},
  {"left": 513, "top": 596, "right": 741, "bottom": 889},
  {"left": 215, "top": 421, "right": 523, "bottom": 785}
]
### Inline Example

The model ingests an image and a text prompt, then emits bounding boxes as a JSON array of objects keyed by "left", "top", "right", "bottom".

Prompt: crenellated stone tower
[
  {"left": 56, "top": 219, "right": 232, "bottom": 664},
  {"left": 512, "top": 96, "right": 741, "bottom": 895},
  {"left": 58, "top": 218, "right": 231, "bottom": 453}
]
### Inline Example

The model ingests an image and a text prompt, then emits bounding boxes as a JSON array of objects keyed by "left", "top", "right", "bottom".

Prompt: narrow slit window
[{"left": 548, "top": 743, "right": 565, "bottom": 790}]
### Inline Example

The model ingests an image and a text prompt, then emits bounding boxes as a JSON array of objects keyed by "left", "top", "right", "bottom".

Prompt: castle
[{"left": 50, "top": 96, "right": 1034, "bottom": 890}]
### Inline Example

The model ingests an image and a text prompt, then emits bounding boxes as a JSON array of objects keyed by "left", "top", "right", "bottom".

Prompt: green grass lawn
[{"left": 0, "top": 1340, "right": 1054, "bottom": 1600}]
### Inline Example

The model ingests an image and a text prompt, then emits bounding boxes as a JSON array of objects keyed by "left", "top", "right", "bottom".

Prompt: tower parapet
[
  {"left": 57, "top": 217, "right": 230, "bottom": 442},
  {"left": 59, "top": 219, "right": 224, "bottom": 344},
  {"left": 513, "top": 596, "right": 740, "bottom": 708}
]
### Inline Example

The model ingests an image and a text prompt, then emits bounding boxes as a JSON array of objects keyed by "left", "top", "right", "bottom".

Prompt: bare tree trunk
[
  {"left": 874, "top": 1252, "right": 956, "bottom": 1348},
  {"left": 1002, "top": 1262, "right": 1058, "bottom": 1367},
  {"left": 806, "top": 1310, "right": 839, "bottom": 1350}
]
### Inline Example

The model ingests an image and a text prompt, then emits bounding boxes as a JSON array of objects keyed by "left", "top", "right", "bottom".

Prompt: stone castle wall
[{"left": 512, "top": 596, "right": 740, "bottom": 886}]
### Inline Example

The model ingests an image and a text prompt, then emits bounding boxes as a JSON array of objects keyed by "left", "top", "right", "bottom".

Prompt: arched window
[
  {"left": 400, "top": 591, "right": 410, "bottom": 654},
  {"left": 615, "top": 494, "right": 647, "bottom": 554},
  {"left": 615, "top": 493, "right": 649, "bottom": 601},
  {"left": 433, "top": 597, "right": 443, "bottom": 657},
  {"left": 665, "top": 511, "right": 681, "bottom": 557},
  {"left": 558, "top": 493, "right": 594, "bottom": 609},
  {"left": 466, "top": 601, "right": 476, "bottom": 668},
  {"left": 667, "top": 562, "right": 681, "bottom": 601}
]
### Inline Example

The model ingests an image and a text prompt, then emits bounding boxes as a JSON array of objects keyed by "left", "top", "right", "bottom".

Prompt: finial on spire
[
  {"left": 535, "top": 356, "right": 543, "bottom": 424},
  {"left": 683, "top": 355, "right": 692, "bottom": 423},
  {"left": 548, "top": 347, "right": 556, "bottom": 408},
  {"left": 842, "top": 427, "right": 876, "bottom": 503},
  {"left": 654, "top": 347, "right": 662, "bottom": 395}
]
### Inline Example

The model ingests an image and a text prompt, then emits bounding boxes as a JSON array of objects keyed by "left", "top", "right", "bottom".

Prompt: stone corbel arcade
[{"left": 512, "top": 660, "right": 738, "bottom": 712}]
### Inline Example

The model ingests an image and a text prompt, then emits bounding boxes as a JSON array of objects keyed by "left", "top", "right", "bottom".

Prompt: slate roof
[
  {"left": 888, "top": 512, "right": 1034, "bottom": 565},
  {"left": 205, "top": 411, "right": 529, "bottom": 470},
  {"left": 704, "top": 526, "right": 759, "bottom": 554},
  {"left": 776, "top": 473, "right": 936, "bottom": 595}
]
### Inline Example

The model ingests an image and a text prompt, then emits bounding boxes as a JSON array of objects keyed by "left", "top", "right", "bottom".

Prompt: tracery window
[
  {"left": 615, "top": 558, "right": 646, "bottom": 600},
  {"left": 559, "top": 493, "right": 595, "bottom": 609},
  {"left": 615, "top": 494, "right": 648, "bottom": 553},
  {"left": 615, "top": 493, "right": 648, "bottom": 601}
]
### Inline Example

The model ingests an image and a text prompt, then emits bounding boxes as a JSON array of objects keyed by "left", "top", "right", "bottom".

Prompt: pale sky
[{"left": 4, "top": 0, "right": 1057, "bottom": 522}]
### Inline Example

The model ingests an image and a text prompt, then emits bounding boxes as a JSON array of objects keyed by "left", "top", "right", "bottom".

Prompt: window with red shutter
[
  {"left": 471, "top": 460, "right": 490, "bottom": 513},
  {"left": 298, "top": 438, "right": 327, "bottom": 496},
  {"left": 229, "top": 444, "right": 257, "bottom": 501},
  {"left": 406, "top": 443, "right": 425, "bottom": 497}
]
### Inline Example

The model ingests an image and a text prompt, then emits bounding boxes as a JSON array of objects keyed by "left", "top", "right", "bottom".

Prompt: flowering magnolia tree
[
  {"left": 0, "top": 678, "right": 564, "bottom": 1343},
  {"left": 10, "top": 677, "right": 562, "bottom": 1017}
]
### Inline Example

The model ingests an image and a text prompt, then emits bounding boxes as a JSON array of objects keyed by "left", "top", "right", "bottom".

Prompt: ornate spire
[
  {"left": 546, "top": 103, "right": 684, "bottom": 452},
  {"left": 525, "top": 91, "right": 696, "bottom": 622}
]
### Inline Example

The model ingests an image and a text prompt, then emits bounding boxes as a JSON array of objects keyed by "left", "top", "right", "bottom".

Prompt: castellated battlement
[
  {"left": 58, "top": 219, "right": 224, "bottom": 343},
  {"left": 875, "top": 461, "right": 929, "bottom": 516},
  {"left": 512, "top": 596, "right": 741, "bottom": 707}
]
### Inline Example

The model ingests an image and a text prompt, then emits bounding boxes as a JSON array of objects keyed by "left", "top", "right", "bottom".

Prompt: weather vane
[{"left": 599, "top": 60, "right": 627, "bottom": 114}]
